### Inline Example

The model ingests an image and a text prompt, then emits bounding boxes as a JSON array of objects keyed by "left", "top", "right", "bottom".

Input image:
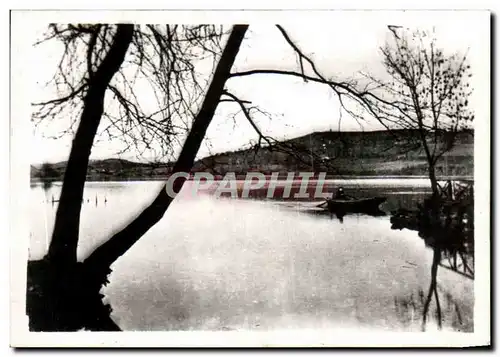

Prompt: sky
[{"left": 13, "top": 10, "right": 490, "bottom": 164}]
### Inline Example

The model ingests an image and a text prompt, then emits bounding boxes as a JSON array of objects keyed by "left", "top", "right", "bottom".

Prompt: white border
[{"left": 8, "top": 8, "right": 492, "bottom": 348}]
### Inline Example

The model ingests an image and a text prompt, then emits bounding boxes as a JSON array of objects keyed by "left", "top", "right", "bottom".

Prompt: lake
[{"left": 28, "top": 178, "right": 474, "bottom": 332}]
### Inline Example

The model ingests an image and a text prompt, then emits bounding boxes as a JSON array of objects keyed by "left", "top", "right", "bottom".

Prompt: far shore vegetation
[{"left": 32, "top": 129, "right": 474, "bottom": 183}]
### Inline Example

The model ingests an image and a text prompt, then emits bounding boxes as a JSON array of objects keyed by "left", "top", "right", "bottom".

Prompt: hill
[
  {"left": 193, "top": 129, "right": 474, "bottom": 177},
  {"left": 31, "top": 129, "right": 474, "bottom": 181}
]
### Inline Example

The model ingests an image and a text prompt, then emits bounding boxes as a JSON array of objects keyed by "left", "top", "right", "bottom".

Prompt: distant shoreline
[
  {"left": 30, "top": 175, "right": 474, "bottom": 185},
  {"left": 31, "top": 130, "right": 474, "bottom": 183}
]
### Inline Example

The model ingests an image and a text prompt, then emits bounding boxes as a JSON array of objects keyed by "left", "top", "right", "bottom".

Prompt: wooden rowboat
[{"left": 322, "top": 196, "right": 387, "bottom": 214}]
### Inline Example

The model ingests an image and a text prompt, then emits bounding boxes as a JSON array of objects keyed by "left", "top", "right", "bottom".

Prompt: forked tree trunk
[
  {"left": 83, "top": 25, "right": 248, "bottom": 276},
  {"left": 27, "top": 24, "right": 134, "bottom": 332},
  {"left": 29, "top": 24, "right": 247, "bottom": 332},
  {"left": 46, "top": 24, "right": 135, "bottom": 266}
]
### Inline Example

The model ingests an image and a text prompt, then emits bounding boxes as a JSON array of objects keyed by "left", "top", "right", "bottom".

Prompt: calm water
[{"left": 29, "top": 178, "right": 473, "bottom": 332}]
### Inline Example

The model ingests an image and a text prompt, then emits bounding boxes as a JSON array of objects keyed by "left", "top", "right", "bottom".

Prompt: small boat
[{"left": 321, "top": 196, "right": 387, "bottom": 215}]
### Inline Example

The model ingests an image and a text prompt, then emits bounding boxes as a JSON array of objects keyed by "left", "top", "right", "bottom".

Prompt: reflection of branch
[
  {"left": 422, "top": 247, "right": 442, "bottom": 330},
  {"left": 434, "top": 282, "right": 442, "bottom": 328},
  {"left": 438, "top": 263, "right": 474, "bottom": 280}
]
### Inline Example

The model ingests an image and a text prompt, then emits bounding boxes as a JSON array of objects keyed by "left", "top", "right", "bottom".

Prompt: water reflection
[
  {"left": 41, "top": 179, "right": 53, "bottom": 192},
  {"left": 394, "top": 284, "right": 472, "bottom": 332},
  {"left": 28, "top": 179, "right": 473, "bottom": 332},
  {"left": 297, "top": 205, "right": 386, "bottom": 223},
  {"left": 390, "top": 181, "right": 474, "bottom": 331}
]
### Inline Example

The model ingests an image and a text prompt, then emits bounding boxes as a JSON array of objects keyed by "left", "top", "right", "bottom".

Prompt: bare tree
[
  {"left": 362, "top": 26, "right": 475, "bottom": 330},
  {"left": 28, "top": 24, "right": 375, "bottom": 331},
  {"left": 362, "top": 27, "right": 474, "bottom": 195},
  {"left": 33, "top": 24, "right": 226, "bottom": 266},
  {"left": 29, "top": 23, "right": 244, "bottom": 331}
]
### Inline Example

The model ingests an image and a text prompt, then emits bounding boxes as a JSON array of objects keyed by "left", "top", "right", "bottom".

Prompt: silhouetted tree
[
  {"left": 29, "top": 23, "right": 238, "bottom": 331},
  {"left": 365, "top": 26, "right": 475, "bottom": 330},
  {"left": 364, "top": 26, "right": 474, "bottom": 195},
  {"left": 28, "top": 23, "right": 379, "bottom": 331}
]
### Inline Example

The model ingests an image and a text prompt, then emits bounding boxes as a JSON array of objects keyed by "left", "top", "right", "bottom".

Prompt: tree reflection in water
[
  {"left": 304, "top": 207, "right": 386, "bottom": 223},
  {"left": 394, "top": 284, "right": 471, "bottom": 332},
  {"left": 391, "top": 182, "right": 474, "bottom": 331}
]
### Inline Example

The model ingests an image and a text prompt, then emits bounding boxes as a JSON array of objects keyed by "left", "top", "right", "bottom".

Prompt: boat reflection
[{"left": 300, "top": 206, "right": 386, "bottom": 223}]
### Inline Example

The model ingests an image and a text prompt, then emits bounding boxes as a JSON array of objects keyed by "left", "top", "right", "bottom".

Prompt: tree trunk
[
  {"left": 46, "top": 24, "right": 134, "bottom": 266},
  {"left": 83, "top": 25, "right": 249, "bottom": 276},
  {"left": 428, "top": 162, "right": 439, "bottom": 197}
]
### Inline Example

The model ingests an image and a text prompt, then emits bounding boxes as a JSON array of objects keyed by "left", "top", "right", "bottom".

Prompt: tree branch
[
  {"left": 220, "top": 90, "right": 274, "bottom": 148},
  {"left": 82, "top": 25, "right": 249, "bottom": 275}
]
